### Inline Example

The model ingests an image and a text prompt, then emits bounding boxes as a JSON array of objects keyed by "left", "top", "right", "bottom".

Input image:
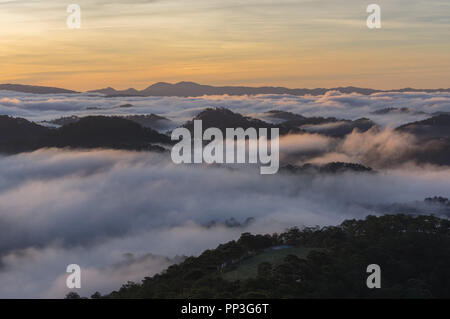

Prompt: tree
[
  {"left": 257, "top": 262, "right": 273, "bottom": 278},
  {"left": 65, "top": 292, "right": 81, "bottom": 299}
]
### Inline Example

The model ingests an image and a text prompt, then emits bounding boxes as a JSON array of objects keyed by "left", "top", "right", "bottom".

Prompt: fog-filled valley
[{"left": 0, "top": 88, "right": 449, "bottom": 298}]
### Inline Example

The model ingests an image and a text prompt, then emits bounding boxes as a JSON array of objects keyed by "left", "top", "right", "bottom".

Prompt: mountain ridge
[
  {"left": 0, "top": 115, "right": 171, "bottom": 154},
  {"left": 0, "top": 84, "right": 78, "bottom": 94},
  {"left": 90, "top": 82, "right": 450, "bottom": 97},
  {"left": 2, "top": 82, "right": 450, "bottom": 96}
]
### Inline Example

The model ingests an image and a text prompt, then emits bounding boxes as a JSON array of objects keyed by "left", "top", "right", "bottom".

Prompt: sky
[{"left": 0, "top": 0, "right": 449, "bottom": 91}]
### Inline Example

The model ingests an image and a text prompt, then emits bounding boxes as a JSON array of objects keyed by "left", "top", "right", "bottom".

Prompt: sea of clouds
[
  {"left": 0, "top": 90, "right": 449, "bottom": 298},
  {"left": 0, "top": 149, "right": 449, "bottom": 298},
  {"left": 1, "top": 90, "right": 450, "bottom": 128}
]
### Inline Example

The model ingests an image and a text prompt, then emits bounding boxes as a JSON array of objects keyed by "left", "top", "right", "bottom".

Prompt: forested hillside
[{"left": 81, "top": 214, "right": 450, "bottom": 299}]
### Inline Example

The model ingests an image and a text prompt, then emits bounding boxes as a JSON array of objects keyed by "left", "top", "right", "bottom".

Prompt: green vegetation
[
  {"left": 222, "top": 247, "right": 317, "bottom": 282},
  {"left": 80, "top": 214, "right": 450, "bottom": 299}
]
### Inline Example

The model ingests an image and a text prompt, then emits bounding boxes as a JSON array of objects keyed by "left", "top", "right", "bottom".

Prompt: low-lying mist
[
  {"left": 1, "top": 90, "right": 449, "bottom": 128},
  {"left": 0, "top": 147, "right": 449, "bottom": 298}
]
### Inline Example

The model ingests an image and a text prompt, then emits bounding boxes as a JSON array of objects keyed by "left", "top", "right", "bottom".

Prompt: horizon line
[{"left": 1, "top": 81, "right": 450, "bottom": 94}]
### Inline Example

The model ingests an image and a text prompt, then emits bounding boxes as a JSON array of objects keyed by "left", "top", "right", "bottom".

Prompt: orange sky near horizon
[{"left": 0, "top": 0, "right": 449, "bottom": 91}]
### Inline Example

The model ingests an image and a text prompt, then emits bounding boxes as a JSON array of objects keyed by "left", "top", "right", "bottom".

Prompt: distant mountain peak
[
  {"left": 0, "top": 84, "right": 78, "bottom": 94},
  {"left": 175, "top": 81, "right": 202, "bottom": 86},
  {"left": 87, "top": 82, "right": 450, "bottom": 97},
  {"left": 3, "top": 82, "right": 450, "bottom": 97},
  {"left": 146, "top": 82, "right": 172, "bottom": 89}
]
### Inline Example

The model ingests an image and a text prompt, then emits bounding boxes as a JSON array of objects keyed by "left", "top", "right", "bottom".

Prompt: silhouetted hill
[
  {"left": 280, "top": 162, "right": 374, "bottom": 174},
  {"left": 187, "top": 107, "right": 375, "bottom": 138},
  {"left": 397, "top": 115, "right": 450, "bottom": 140},
  {"left": 431, "top": 111, "right": 450, "bottom": 116},
  {"left": 424, "top": 196, "right": 450, "bottom": 207},
  {"left": 258, "top": 110, "right": 375, "bottom": 137},
  {"left": 42, "top": 114, "right": 174, "bottom": 132},
  {"left": 0, "top": 116, "right": 51, "bottom": 153},
  {"left": 3, "top": 82, "right": 448, "bottom": 97},
  {"left": 89, "top": 82, "right": 450, "bottom": 97},
  {"left": 370, "top": 107, "right": 425, "bottom": 115},
  {"left": 90, "top": 82, "right": 380, "bottom": 97},
  {"left": 41, "top": 116, "right": 80, "bottom": 127},
  {"left": 260, "top": 110, "right": 308, "bottom": 124},
  {"left": 0, "top": 116, "right": 171, "bottom": 154},
  {"left": 123, "top": 114, "right": 174, "bottom": 131},
  {"left": 183, "top": 108, "right": 300, "bottom": 136},
  {"left": 366, "top": 197, "right": 450, "bottom": 218},
  {"left": 46, "top": 116, "right": 171, "bottom": 149},
  {"left": 0, "top": 116, "right": 49, "bottom": 141},
  {"left": 91, "top": 214, "right": 450, "bottom": 299},
  {"left": 394, "top": 115, "right": 450, "bottom": 165},
  {"left": 299, "top": 118, "right": 376, "bottom": 137},
  {"left": 0, "top": 84, "right": 78, "bottom": 94}
]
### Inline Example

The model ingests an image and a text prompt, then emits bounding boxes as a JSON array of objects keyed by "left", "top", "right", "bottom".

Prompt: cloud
[
  {"left": 1, "top": 90, "right": 449, "bottom": 127},
  {"left": 0, "top": 90, "right": 448, "bottom": 297},
  {"left": 0, "top": 244, "right": 176, "bottom": 299},
  {"left": 277, "top": 127, "right": 421, "bottom": 169},
  {"left": 0, "top": 148, "right": 449, "bottom": 297},
  {"left": 337, "top": 127, "right": 419, "bottom": 168},
  {"left": 279, "top": 133, "right": 335, "bottom": 161}
]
